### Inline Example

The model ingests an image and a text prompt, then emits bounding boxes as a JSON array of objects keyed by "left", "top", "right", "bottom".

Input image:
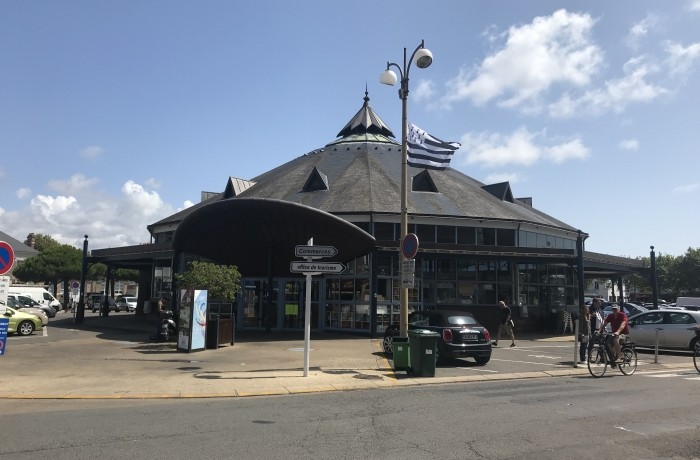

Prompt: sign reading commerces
[
  {"left": 294, "top": 245, "right": 338, "bottom": 258},
  {"left": 0, "top": 241, "right": 15, "bottom": 276}
]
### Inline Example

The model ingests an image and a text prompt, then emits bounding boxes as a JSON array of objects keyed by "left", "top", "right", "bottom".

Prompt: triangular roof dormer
[
  {"left": 482, "top": 182, "right": 514, "bottom": 203},
  {"left": 224, "top": 177, "right": 256, "bottom": 199},
  {"left": 412, "top": 169, "right": 439, "bottom": 193},
  {"left": 301, "top": 166, "right": 329, "bottom": 192}
]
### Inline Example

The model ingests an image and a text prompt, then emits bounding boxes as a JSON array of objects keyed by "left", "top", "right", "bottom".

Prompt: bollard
[
  {"left": 654, "top": 328, "right": 663, "bottom": 363},
  {"left": 573, "top": 319, "right": 579, "bottom": 368}
]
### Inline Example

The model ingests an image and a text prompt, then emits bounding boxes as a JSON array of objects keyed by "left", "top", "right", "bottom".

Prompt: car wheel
[
  {"left": 17, "top": 320, "right": 35, "bottom": 336},
  {"left": 116, "top": 307, "right": 120, "bottom": 313},
  {"left": 382, "top": 335, "right": 393, "bottom": 355},
  {"left": 475, "top": 356, "right": 491, "bottom": 366}
]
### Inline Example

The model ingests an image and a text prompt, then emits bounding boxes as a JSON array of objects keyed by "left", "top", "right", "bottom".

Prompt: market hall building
[{"left": 91, "top": 92, "right": 644, "bottom": 336}]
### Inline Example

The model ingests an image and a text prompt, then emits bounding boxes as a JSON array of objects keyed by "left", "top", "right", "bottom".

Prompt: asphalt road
[{"left": 1, "top": 367, "right": 699, "bottom": 459}]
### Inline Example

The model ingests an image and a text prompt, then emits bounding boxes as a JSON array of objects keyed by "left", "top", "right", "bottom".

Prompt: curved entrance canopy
[{"left": 172, "top": 198, "right": 376, "bottom": 277}]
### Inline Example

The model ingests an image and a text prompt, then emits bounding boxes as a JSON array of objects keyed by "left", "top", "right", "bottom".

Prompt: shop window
[
  {"left": 478, "top": 228, "right": 496, "bottom": 245},
  {"left": 376, "top": 278, "right": 390, "bottom": 302},
  {"left": 457, "top": 258, "right": 477, "bottom": 280},
  {"left": 477, "top": 284, "right": 497, "bottom": 304},
  {"left": 436, "top": 225, "right": 455, "bottom": 244},
  {"left": 374, "top": 222, "right": 396, "bottom": 241},
  {"left": 436, "top": 282, "right": 456, "bottom": 304},
  {"left": 497, "top": 260, "right": 512, "bottom": 283},
  {"left": 457, "top": 227, "right": 476, "bottom": 245},
  {"left": 497, "top": 229, "right": 515, "bottom": 246},
  {"left": 422, "top": 280, "right": 435, "bottom": 304},
  {"left": 437, "top": 258, "right": 456, "bottom": 280},
  {"left": 377, "top": 253, "right": 393, "bottom": 276},
  {"left": 351, "top": 221, "right": 370, "bottom": 233},
  {"left": 416, "top": 224, "right": 435, "bottom": 243},
  {"left": 479, "top": 261, "right": 497, "bottom": 282},
  {"left": 420, "top": 258, "right": 435, "bottom": 278},
  {"left": 458, "top": 281, "right": 476, "bottom": 304}
]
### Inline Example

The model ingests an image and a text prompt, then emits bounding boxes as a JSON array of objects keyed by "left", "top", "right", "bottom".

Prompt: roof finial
[{"left": 364, "top": 83, "right": 369, "bottom": 103}]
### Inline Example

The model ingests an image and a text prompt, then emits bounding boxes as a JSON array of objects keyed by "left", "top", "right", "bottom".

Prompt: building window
[
  {"left": 436, "top": 225, "right": 455, "bottom": 244},
  {"left": 497, "top": 229, "right": 516, "bottom": 246},
  {"left": 457, "top": 227, "right": 476, "bottom": 244},
  {"left": 374, "top": 222, "right": 396, "bottom": 241},
  {"left": 416, "top": 224, "right": 435, "bottom": 243}
]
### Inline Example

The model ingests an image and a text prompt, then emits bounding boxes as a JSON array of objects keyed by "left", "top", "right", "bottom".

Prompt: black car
[{"left": 382, "top": 310, "right": 492, "bottom": 365}]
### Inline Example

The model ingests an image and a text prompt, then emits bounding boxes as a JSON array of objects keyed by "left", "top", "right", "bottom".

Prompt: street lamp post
[{"left": 380, "top": 40, "right": 433, "bottom": 338}]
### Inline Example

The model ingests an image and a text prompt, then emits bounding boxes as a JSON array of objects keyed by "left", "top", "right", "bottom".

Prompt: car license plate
[{"left": 463, "top": 334, "right": 478, "bottom": 340}]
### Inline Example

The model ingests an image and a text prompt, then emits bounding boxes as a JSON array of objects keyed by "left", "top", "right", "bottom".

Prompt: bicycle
[{"left": 587, "top": 331, "right": 637, "bottom": 378}]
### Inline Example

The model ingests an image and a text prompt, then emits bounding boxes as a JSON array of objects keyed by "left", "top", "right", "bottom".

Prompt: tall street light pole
[{"left": 380, "top": 40, "right": 433, "bottom": 338}]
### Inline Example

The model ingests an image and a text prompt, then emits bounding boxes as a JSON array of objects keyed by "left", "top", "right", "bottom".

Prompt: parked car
[
  {"left": 9, "top": 294, "right": 56, "bottom": 318},
  {"left": 382, "top": 310, "right": 492, "bottom": 365},
  {"left": 2, "top": 306, "right": 44, "bottom": 336},
  {"left": 2, "top": 296, "right": 48, "bottom": 326},
  {"left": 88, "top": 295, "right": 120, "bottom": 313},
  {"left": 115, "top": 296, "right": 137, "bottom": 312},
  {"left": 601, "top": 303, "right": 648, "bottom": 318},
  {"left": 627, "top": 309, "right": 700, "bottom": 351}
]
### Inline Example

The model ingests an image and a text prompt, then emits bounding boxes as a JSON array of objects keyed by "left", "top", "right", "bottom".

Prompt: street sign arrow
[
  {"left": 290, "top": 261, "right": 345, "bottom": 274},
  {"left": 294, "top": 245, "right": 338, "bottom": 258}
]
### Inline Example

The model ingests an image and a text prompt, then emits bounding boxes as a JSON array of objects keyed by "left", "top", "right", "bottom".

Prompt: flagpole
[{"left": 380, "top": 40, "right": 433, "bottom": 338}]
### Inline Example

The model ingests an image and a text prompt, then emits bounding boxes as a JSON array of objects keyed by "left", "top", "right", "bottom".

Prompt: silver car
[{"left": 628, "top": 309, "right": 700, "bottom": 351}]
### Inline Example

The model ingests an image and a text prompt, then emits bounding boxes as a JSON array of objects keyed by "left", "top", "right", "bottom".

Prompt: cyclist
[{"left": 598, "top": 304, "right": 629, "bottom": 367}]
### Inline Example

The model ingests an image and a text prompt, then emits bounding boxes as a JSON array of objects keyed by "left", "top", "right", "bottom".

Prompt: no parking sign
[{"left": 0, "top": 241, "right": 15, "bottom": 276}]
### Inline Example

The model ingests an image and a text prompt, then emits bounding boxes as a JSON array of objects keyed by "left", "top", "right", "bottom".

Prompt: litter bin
[
  {"left": 408, "top": 329, "right": 439, "bottom": 377},
  {"left": 392, "top": 337, "right": 410, "bottom": 371}
]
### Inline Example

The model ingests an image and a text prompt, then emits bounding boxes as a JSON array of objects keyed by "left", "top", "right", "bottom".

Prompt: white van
[
  {"left": 9, "top": 286, "right": 61, "bottom": 310},
  {"left": 675, "top": 297, "right": 700, "bottom": 311}
]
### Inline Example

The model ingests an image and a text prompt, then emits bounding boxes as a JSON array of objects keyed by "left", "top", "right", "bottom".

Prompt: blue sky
[{"left": 1, "top": 1, "right": 699, "bottom": 259}]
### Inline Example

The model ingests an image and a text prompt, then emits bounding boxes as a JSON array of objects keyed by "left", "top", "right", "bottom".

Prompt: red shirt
[{"left": 603, "top": 312, "right": 629, "bottom": 334}]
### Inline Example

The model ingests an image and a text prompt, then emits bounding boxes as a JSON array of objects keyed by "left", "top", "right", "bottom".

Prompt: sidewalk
[{"left": 0, "top": 313, "right": 694, "bottom": 400}]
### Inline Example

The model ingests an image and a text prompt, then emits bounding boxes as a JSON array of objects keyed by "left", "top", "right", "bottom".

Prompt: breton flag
[{"left": 407, "top": 122, "right": 460, "bottom": 170}]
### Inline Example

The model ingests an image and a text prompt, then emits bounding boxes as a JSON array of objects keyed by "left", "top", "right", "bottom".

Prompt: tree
[
  {"left": 175, "top": 261, "right": 241, "bottom": 302},
  {"left": 674, "top": 247, "right": 700, "bottom": 296}
]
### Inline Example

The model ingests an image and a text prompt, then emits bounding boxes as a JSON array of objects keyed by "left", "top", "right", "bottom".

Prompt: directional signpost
[{"left": 290, "top": 240, "right": 341, "bottom": 377}]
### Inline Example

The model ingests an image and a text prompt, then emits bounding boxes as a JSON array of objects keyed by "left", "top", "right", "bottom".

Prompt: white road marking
[
  {"left": 455, "top": 367, "right": 498, "bottom": 373},
  {"left": 529, "top": 354, "right": 561, "bottom": 360},
  {"left": 491, "top": 358, "right": 568, "bottom": 366},
  {"left": 615, "top": 426, "right": 648, "bottom": 437}
]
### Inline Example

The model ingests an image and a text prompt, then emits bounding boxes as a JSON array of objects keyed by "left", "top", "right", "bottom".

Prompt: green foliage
[
  {"left": 175, "top": 261, "right": 241, "bottom": 302},
  {"left": 624, "top": 249, "right": 700, "bottom": 298}
]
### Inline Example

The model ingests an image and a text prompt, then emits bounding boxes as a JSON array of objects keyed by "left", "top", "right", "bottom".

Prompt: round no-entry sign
[
  {"left": 0, "top": 241, "right": 15, "bottom": 275},
  {"left": 401, "top": 233, "right": 419, "bottom": 259}
]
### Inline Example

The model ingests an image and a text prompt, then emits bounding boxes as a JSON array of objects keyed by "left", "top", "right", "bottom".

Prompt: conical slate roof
[{"left": 233, "top": 93, "right": 576, "bottom": 232}]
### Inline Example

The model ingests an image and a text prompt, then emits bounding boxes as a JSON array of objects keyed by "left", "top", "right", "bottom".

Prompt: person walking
[
  {"left": 579, "top": 305, "right": 591, "bottom": 363},
  {"left": 494, "top": 300, "right": 516, "bottom": 347}
]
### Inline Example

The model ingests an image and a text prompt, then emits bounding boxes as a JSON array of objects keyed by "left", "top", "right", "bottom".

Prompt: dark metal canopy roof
[{"left": 172, "top": 198, "right": 376, "bottom": 277}]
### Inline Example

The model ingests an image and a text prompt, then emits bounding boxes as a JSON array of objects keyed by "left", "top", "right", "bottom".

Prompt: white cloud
[
  {"left": 16, "top": 188, "right": 32, "bottom": 199},
  {"left": 443, "top": 9, "right": 603, "bottom": 111},
  {"left": 80, "top": 145, "right": 104, "bottom": 159},
  {"left": 121, "top": 180, "right": 165, "bottom": 217},
  {"left": 0, "top": 175, "right": 176, "bottom": 250},
  {"left": 413, "top": 79, "right": 435, "bottom": 102},
  {"left": 548, "top": 56, "right": 668, "bottom": 117},
  {"left": 672, "top": 183, "right": 699, "bottom": 193},
  {"left": 625, "top": 14, "right": 659, "bottom": 49},
  {"left": 665, "top": 41, "right": 700, "bottom": 78},
  {"left": 180, "top": 200, "right": 194, "bottom": 210},
  {"left": 145, "top": 178, "right": 161, "bottom": 189},
  {"left": 459, "top": 126, "right": 589, "bottom": 167},
  {"left": 0, "top": 168, "right": 4, "bottom": 179},
  {"left": 48, "top": 174, "right": 99, "bottom": 194},
  {"left": 690, "top": 0, "right": 700, "bottom": 11},
  {"left": 30, "top": 195, "right": 79, "bottom": 225},
  {"left": 483, "top": 172, "right": 522, "bottom": 184},
  {"left": 618, "top": 138, "right": 639, "bottom": 151}
]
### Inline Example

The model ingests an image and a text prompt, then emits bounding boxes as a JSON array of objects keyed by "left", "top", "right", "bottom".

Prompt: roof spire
[{"left": 334, "top": 89, "right": 395, "bottom": 139}]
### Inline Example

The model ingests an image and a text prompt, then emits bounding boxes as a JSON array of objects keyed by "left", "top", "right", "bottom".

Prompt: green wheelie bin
[
  {"left": 408, "top": 329, "right": 439, "bottom": 377},
  {"left": 392, "top": 337, "right": 410, "bottom": 371}
]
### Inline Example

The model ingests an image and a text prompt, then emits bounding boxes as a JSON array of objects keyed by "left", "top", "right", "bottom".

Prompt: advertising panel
[
  {"left": 177, "top": 288, "right": 207, "bottom": 352},
  {"left": 0, "top": 318, "right": 8, "bottom": 356}
]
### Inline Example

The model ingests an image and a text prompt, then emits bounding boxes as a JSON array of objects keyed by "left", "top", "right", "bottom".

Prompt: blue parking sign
[{"left": 0, "top": 318, "right": 8, "bottom": 356}]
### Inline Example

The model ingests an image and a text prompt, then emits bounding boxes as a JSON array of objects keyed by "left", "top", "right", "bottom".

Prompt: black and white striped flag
[{"left": 407, "top": 122, "right": 460, "bottom": 170}]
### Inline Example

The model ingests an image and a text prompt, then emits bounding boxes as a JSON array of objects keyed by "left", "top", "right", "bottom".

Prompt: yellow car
[{"left": 2, "top": 306, "right": 44, "bottom": 336}]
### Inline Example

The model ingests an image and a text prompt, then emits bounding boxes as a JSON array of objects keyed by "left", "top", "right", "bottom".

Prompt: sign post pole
[{"left": 303, "top": 238, "right": 313, "bottom": 377}]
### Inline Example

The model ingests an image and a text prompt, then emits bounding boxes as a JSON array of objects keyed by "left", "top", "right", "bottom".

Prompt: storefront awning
[{"left": 172, "top": 198, "right": 376, "bottom": 277}]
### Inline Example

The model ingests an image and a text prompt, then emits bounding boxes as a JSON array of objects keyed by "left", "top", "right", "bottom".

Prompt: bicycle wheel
[
  {"left": 588, "top": 345, "right": 607, "bottom": 378},
  {"left": 619, "top": 347, "right": 637, "bottom": 375},
  {"left": 694, "top": 344, "right": 700, "bottom": 374}
]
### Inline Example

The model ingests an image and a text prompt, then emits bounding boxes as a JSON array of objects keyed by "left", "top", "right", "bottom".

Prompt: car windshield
[
  {"left": 126, "top": 297, "right": 136, "bottom": 302},
  {"left": 447, "top": 315, "right": 477, "bottom": 326}
]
